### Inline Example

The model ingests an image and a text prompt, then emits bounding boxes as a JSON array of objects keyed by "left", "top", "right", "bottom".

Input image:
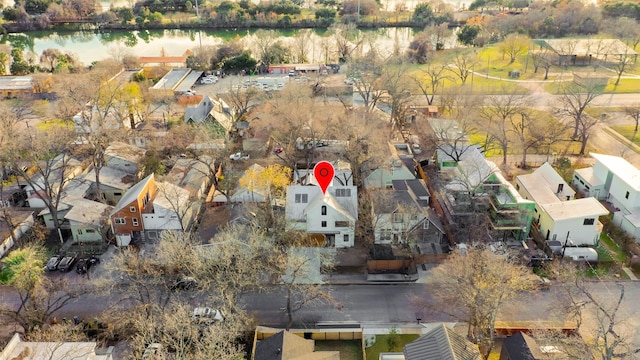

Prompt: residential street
[{"left": 3, "top": 280, "right": 637, "bottom": 337}]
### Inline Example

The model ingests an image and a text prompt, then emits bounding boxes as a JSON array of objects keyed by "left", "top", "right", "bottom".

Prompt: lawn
[
  {"left": 315, "top": 340, "right": 363, "bottom": 360},
  {"left": 600, "top": 232, "right": 628, "bottom": 262},
  {"left": 35, "top": 119, "right": 72, "bottom": 131},
  {"left": 365, "top": 334, "right": 420, "bottom": 360},
  {"left": 604, "top": 78, "right": 640, "bottom": 93},
  {"left": 609, "top": 125, "right": 640, "bottom": 146}
]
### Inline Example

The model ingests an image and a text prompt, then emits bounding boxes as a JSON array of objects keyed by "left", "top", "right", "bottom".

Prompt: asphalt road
[{"left": 0, "top": 282, "right": 609, "bottom": 329}]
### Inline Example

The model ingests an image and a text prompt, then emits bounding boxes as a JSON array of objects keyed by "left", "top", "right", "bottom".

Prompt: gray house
[{"left": 404, "top": 323, "right": 481, "bottom": 360}]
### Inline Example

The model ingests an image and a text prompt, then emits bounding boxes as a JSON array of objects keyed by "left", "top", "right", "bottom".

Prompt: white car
[
  {"left": 184, "top": 89, "right": 196, "bottom": 95},
  {"left": 229, "top": 152, "right": 249, "bottom": 161},
  {"left": 201, "top": 78, "right": 216, "bottom": 84},
  {"left": 412, "top": 143, "right": 422, "bottom": 154},
  {"left": 193, "top": 307, "right": 224, "bottom": 323}
]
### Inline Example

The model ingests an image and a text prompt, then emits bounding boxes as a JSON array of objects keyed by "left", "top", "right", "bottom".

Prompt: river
[{"left": 0, "top": 28, "right": 431, "bottom": 66}]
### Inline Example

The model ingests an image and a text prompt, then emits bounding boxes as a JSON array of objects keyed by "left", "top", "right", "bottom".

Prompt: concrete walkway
[{"left": 623, "top": 267, "right": 639, "bottom": 280}]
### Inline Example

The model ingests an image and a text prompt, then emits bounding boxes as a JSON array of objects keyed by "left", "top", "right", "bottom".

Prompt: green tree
[
  {"left": 315, "top": 8, "right": 336, "bottom": 19},
  {"left": 10, "top": 48, "right": 31, "bottom": 75},
  {"left": 412, "top": 3, "right": 433, "bottom": 22},
  {"left": 458, "top": 24, "right": 481, "bottom": 46},
  {"left": 0, "top": 52, "right": 8, "bottom": 75},
  {"left": 223, "top": 52, "right": 257, "bottom": 74},
  {"left": 0, "top": 245, "right": 88, "bottom": 333},
  {"left": 117, "top": 7, "right": 134, "bottom": 23}
]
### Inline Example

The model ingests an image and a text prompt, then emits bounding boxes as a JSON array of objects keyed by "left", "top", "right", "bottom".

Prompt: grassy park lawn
[
  {"left": 604, "top": 78, "right": 640, "bottom": 93},
  {"left": 609, "top": 125, "right": 640, "bottom": 146},
  {"left": 365, "top": 334, "right": 420, "bottom": 360}
]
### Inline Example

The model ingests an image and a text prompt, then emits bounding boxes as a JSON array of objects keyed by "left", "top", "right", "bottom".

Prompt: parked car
[
  {"left": 171, "top": 276, "right": 198, "bottom": 291},
  {"left": 57, "top": 256, "right": 77, "bottom": 272},
  {"left": 46, "top": 255, "right": 62, "bottom": 271},
  {"left": 192, "top": 307, "right": 224, "bottom": 323},
  {"left": 412, "top": 143, "right": 422, "bottom": 154},
  {"left": 274, "top": 146, "right": 284, "bottom": 154},
  {"left": 288, "top": 69, "right": 296, "bottom": 77},
  {"left": 184, "top": 89, "right": 196, "bottom": 96},
  {"left": 229, "top": 152, "right": 249, "bottom": 161},
  {"left": 75, "top": 256, "right": 100, "bottom": 274},
  {"left": 200, "top": 78, "right": 215, "bottom": 85}
]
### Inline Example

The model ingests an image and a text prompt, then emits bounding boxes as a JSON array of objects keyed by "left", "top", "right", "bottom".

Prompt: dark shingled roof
[
  {"left": 404, "top": 323, "right": 481, "bottom": 360},
  {"left": 502, "top": 332, "right": 546, "bottom": 360},
  {"left": 254, "top": 330, "right": 314, "bottom": 360}
]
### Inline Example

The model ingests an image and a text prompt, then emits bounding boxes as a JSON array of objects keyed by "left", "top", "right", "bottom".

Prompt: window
[
  {"left": 114, "top": 192, "right": 122, "bottom": 196},
  {"left": 335, "top": 189, "right": 351, "bottom": 197},
  {"left": 130, "top": 206, "right": 136, "bottom": 212},
  {"left": 132, "top": 218, "right": 139, "bottom": 226},
  {"left": 78, "top": 229, "right": 83, "bottom": 235},
  {"left": 295, "top": 194, "right": 308, "bottom": 203},
  {"left": 515, "top": 184, "right": 519, "bottom": 190},
  {"left": 585, "top": 185, "right": 590, "bottom": 190},
  {"left": 583, "top": 218, "right": 595, "bottom": 225},
  {"left": 321, "top": 205, "right": 327, "bottom": 215},
  {"left": 626, "top": 191, "right": 630, "bottom": 199},
  {"left": 335, "top": 221, "right": 349, "bottom": 227},
  {"left": 392, "top": 213, "right": 402, "bottom": 223},
  {"left": 557, "top": 184, "right": 564, "bottom": 193},
  {"left": 343, "top": 234, "right": 349, "bottom": 242},
  {"left": 86, "top": 229, "right": 96, "bottom": 233},
  {"left": 114, "top": 218, "right": 126, "bottom": 225},
  {"left": 574, "top": 175, "right": 579, "bottom": 180},
  {"left": 423, "top": 221, "right": 430, "bottom": 229},
  {"left": 579, "top": 180, "right": 584, "bottom": 185},
  {"left": 321, "top": 221, "right": 327, "bottom": 228},
  {"left": 380, "top": 230, "right": 392, "bottom": 241},
  {"left": 534, "top": 208, "right": 538, "bottom": 213}
]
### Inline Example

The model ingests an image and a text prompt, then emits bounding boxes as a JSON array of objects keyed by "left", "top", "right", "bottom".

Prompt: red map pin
[{"left": 314, "top": 161, "right": 335, "bottom": 195}]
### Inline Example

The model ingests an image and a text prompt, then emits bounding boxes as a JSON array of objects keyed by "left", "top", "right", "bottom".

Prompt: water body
[{"left": 0, "top": 28, "right": 424, "bottom": 65}]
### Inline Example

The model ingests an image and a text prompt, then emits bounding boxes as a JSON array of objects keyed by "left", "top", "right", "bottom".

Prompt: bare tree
[
  {"left": 415, "top": 244, "right": 537, "bottom": 359},
  {"left": 612, "top": 48, "right": 636, "bottom": 86},
  {"left": 1, "top": 125, "right": 78, "bottom": 241},
  {"left": 54, "top": 63, "right": 136, "bottom": 203},
  {"left": 219, "top": 85, "right": 261, "bottom": 121},
  {"left": 416, "top": 63, "right": 451, "bottom": 105},
  {"left": 625, "top": 105, "right": 640, "bottom": 141},
  {"left": 349, "top": 54, "right": 387, "bottom": 113},
  {"left": 480, "top": 86, "right": 527, "bottom": 165},
  {"left": 509, "top": 110, "right": 537, "bottom": 169},
  {"left": 279, "top": 244, "right": 338, "bottom": 330},
  {"left": 449, "top": 52, "right": 478, "bottom": 86},
  {"left": 380, "top": 61, "right": 413, "bottom": 130},
  {"left": 547, "top": 263, "right": 640, "bottom": 360},
  {"left": 127, "top": 303, "right": 246, "bottom": 360},
  {"left": 558, "top": 80, "right": 604, "bottom": 155},
  {"left": 530, "top": 48, "right": 553, "bottom": 80},
  {"left": 426, "top": 116, "right": 476, "bottom": 163},
  {"left": 292, "top": 29, "right": 313, "bottom": 63}
]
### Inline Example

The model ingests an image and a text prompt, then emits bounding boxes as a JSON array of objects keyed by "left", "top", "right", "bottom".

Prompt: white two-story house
[
  {"left": 285, "top": 184, "right": 358, "bottom": 248},
  {"left": 573, "top": 153, "right": 640, "bottom": 239},
  {"left": 517, "top": 162, "right": 608, "bottom": 247}
]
